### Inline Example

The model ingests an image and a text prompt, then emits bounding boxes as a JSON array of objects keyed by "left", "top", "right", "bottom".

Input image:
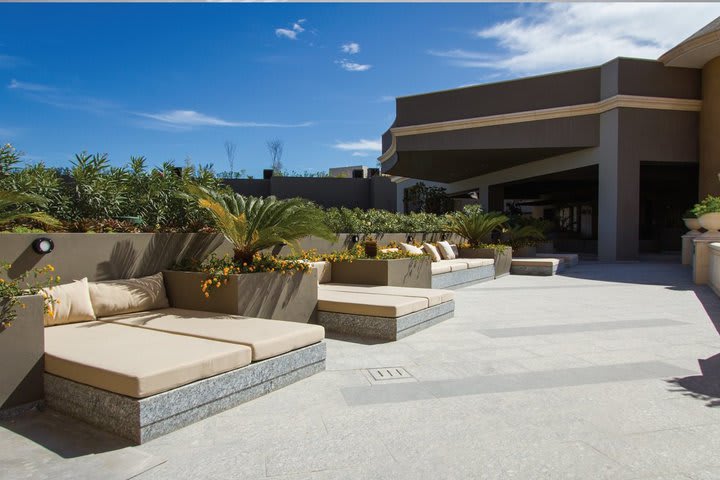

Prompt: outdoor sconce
[
  {"left": 440, "top": 233, "right": 448, "bottom": 241},
  {"left": 32, "top": 237, "right": 54, "bottom": 255},
  {"left": 350, "top": 235, "right": 360, "bottom": 243},
  {"left": 406, "top": 235, "right": 414, "bottom": 243}
]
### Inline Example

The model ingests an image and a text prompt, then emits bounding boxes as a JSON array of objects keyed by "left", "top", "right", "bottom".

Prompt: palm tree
[
  {"left": 186, "top": 184, "right": 335, "bottom": 265},
  {"left": 501, "top": 224, "right": 546, "bottom": 249},
  {"left": 0, "top": 190, "right": 60, "bottom": 228},
  {"left": 447, "top": 206, "right": 508, "bottom": 247}
]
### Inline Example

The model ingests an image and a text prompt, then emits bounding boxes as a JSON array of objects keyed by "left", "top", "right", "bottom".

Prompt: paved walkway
[{"left": 3, "top": 262, "right": 720, "bottom": 479}]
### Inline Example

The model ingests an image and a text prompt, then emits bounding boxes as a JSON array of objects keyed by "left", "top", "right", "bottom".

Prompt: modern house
[{"left": 380, "top": 17, "right": 720, "bottom": 261}]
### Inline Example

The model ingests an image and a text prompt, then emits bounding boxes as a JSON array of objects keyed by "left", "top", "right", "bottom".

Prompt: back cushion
[
  {"left": 399, "top": 242, "right": 424, "bottom": 256},
  {"left": 41, "top": 278, "right": 96, "bottom": 327},
  {"left": 89, "top": 272, "right": 170, "bottom": 318},
  {"left": 422, "top": 243, "right": 442, "bottom": 262},
  {"left": 437, "top": 241, "right": 456, "bottom": 260}
]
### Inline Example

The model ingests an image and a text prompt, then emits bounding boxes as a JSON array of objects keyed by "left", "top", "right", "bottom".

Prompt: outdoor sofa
[
  {"left": 41, "top": 273, "right": 326, "bottom": 444},
  {"left": 310, "top": 261, "right": 455, "bottom": 341}
]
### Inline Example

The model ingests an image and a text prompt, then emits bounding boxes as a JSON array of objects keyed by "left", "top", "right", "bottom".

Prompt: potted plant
[
  {"left": 692, "top": 196, "right": 720, "bottom": 237},
  {"left": 164, "top": 185, "right": 336, "bottom": 322},
  {"left": 447, "top": 206, "right": 513, "bottom": 277},
  {"left": 501, "top": 224, "right": 546, "bottom": 257},
  {"left": 364, "top": 237, "right": 378, "bottom": 258},
  {"left": 1, "top": 263, "right": 59, "bottom": 415},
  {"left": 682, "top": 209, "right": 702, "bottom": 234}
]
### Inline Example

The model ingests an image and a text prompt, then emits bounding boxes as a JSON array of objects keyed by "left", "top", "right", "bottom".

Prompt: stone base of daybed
[
  {"left": 44, "top": 342, "right": 326, "bottom": 444},
  {"left": 510, "top": 259, "right": 560, "bottom": 276},
  {"left": 431, "top": 265, "right": 495, "bottom": 289},
  {"left": 317, "top": 300, "right": 455, "bottom": 341}
]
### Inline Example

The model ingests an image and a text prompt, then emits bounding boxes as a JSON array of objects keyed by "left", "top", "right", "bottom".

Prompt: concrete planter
[
  {"left": 458, "top": 247, "right": 513, "bottom": 278},
  {"left": 163, "top": 269, "right": 318, "bottom": 323},
  {"left": 514, "top": 246, "right": 537, "bottom": 257},
  {"left": 330, "top": 257, "right": 432, "bottom": 288},
  {"left": 683, "top": 217, "right": 702, "bottom": 233},
  {"left": 699, "top": 213, "right": 720, "bottom": 237},
  {"left": 0, "top": 295, "right": 45, "bottom": 416}
]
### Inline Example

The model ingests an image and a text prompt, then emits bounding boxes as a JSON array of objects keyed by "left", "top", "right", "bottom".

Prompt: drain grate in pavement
[{"left": 366, "top": 367, "right": 414, "bottom": 383}]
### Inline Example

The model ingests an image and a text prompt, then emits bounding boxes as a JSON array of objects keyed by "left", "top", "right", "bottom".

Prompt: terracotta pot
[
  {"left": 364, "top": 241, "right": 378, "bottom": 258},
  {"left": 699, "top": 213, "right": 720, "bottom": 235},
  {"left": 683, "top": 217, "right": 701, "bottom": 232}
]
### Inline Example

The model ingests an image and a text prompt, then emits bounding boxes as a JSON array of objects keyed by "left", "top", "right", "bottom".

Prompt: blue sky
[{"left": 1, "top": 3, "right": 719, "bottom": 177}]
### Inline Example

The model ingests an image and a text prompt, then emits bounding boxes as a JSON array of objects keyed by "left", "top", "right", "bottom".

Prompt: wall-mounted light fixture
[
  {"left": 32, "top": 237, "right": 54, "bottom": 255},
  {"left": 440, "top": 233, "right": 447, "bottom": 241},
  {"left": 350, "top": 235, "right": 360, "bottom": 243},
  {"left": 406, "top": 235, "right": 414, "bottom": 243}
]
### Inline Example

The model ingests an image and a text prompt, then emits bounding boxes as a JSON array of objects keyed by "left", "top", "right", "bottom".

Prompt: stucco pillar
[
  {"left": 699, "top": 56, "right": 720, "bottom": 198},
  {"left": 598, "top": 110, "right": 640, "bottom": 261},
  {"left": 488, "top": 185, "right": 504, "bottom": 212}
]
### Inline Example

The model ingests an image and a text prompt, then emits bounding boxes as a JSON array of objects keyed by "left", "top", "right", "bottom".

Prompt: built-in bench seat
[
  {"left": 41, "top": 273, "right": 326, "bottom": 444},
  {"left": 309, "top": 262, "right": 455, "bottom": 341},
  {"left": 536, "top": 253, "right": 579, "bottom": 268},
  {"left": 510, "top": 258, "right": 561, "bottom": 276},
  {"left": 430, "top": 258, "right": 495, "bottom": 288}
]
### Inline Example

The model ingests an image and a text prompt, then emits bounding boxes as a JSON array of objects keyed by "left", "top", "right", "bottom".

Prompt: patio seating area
[{"left": 3, "top": 261, "right": 720, "bottom": 479}]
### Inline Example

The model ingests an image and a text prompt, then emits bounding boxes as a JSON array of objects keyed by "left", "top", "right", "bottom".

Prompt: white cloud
[
  {"left": 341, "top": 42, "right": 360, "bottom": 54},
  {"left": 436, "top": 4, "right": 720, "bottom": 76},
  {"left": 378, "top": 95, "right": 395, "bottom": 102},
  {"left": 8, "top": 79, "right": 54, "bottom": 92},
  {"left": 275, "top": 19, "right": 306, "bottom": 40},
  {"left": 336, "top": 59, "right": 371, "bottom": 72},
  {"left": 333, "top": 139, "right": 381, "bottom": 151},
  {"left": 136, "top": 110, "right": 314, "bottom": 130},
  {"left": 351, "top": 151, "right": 369, "bottom": 157}
]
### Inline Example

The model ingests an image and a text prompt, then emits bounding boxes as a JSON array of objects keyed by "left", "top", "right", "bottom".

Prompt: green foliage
[
  {"left": 404, "top": 182, "right": 453, "bottom": 214},
  {"left": 0, "top": 263, "right": 60, "bottom": 328},
  {"left": 0, "top": 190, "right": 60, "bottom": 228},
  {"left": 446, "top": 205, "right": 508, "bottom": 247},
  {"left": 323, "top": 207, "right": 451, "bottom": 234},
  {"left": 186, "top": 184, "right": 335, "bottom": 264},
  {"left": 692, "top": 196, "right": 720, "bottom": 217},
  {"left": 501, "top": 225, "right": 545, "bottom": 249}
]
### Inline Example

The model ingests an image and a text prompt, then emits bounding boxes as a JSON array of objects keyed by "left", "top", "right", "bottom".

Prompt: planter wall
[
  {"left": 514, "top": 246, "right": 537, "bottom": 257},
  {"left": 163, "top": 269, "right": 318, "bottom": 323},
  {"left": 0, "top": 295, "right": 44, "bottom": 416},
  {"left": 330, "top": 257, "right": 432, "bottom": 288},
  {"left": 0, "top": 233, "right": 226, "bottom": 283},
  {"left": 269, "top": 233, "right": 464, "bottom": 257},
  {"left": 458, "top": 247, "right": 513, "bottom": 278}
]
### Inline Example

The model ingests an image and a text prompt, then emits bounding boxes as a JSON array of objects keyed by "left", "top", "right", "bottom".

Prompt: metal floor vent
[{"left": 366, "top": 367, "right": 414, "bottom": 383}]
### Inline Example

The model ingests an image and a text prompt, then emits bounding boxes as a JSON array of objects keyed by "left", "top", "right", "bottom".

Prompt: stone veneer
[
  {"left": 431, "top": 265, "right": 495, "bottom": 289},
  {"left": 44, "top": 342, "right": 326, "bottom": 444}
]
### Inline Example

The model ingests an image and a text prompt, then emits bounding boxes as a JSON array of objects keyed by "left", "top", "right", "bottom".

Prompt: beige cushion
[
  {"left": 44, "top": 322, "right": 251, "bottom": 398},
  {"left": 99, "top": 308, "right": 324, "bottom": 361},
  {"left": 437, "top": 241, "right": 456, "bottom": 260},
  {"left": 320, "top": 284, "right": 453, "bottom": 307},
  {"left": 423, "top": 243, "right": 442, "bottom": 262},
  {"left": 41, "top": 278, "right": 96, "bottom": 327},
  {"left": 399, "top": 243, "right": 424, "bottom": 255},
  {"left": 431, "top": 262, "right": 452, "bottom": 275},
  {"left": 463, "top": 258, "right": 495, "bottom": 268},
  {"left": 89, "top": 272, "right": 169, "bottom": 318},
  {"left": 317, "top": 290, "right": 428, "bottom": 318},
  {"left": 445, "top": 260, "right": 468, "bottom": 272},
  {"left": 309, "top": 261, "right": 332, "bottom": 284}
]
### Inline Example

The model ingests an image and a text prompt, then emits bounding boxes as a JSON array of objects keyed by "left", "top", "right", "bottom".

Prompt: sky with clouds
[{"left": 1, "top": 3, "right": 719, "bottom": 176}]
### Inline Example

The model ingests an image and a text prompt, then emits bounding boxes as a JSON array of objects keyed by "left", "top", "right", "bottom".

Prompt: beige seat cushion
[
  {"left": 44, "top": 322, "right": 251, "bottom": 398},
  {"left": 463, "top": 258, "right": 495, "bottom": 268},
  {"left": 422, "top": 243, "right": 442, "bottom": 262},
  {"left": 89, "top": 272, "right": 170, "bottom": 317},
  {"left": 41, "top": 278, "right": 96, "bottom": 326},
  {"left": 437, "top": 241, "right": 456, "bottom": 260},
  {"left": 99, "top": 308, "right": 324, "bottom": 361},
  {"left": 320, "top": 284, "right": 453, "bottom": 307},
  {"left": 511, "top": 258, "right": 560, "bottom": 267},
  {"left": 317, "top": 290, "right": 428, "bottom": 318},
  {"left": 399, "top": 243, "right": 424, "bottom": 255},
  {"left": 431, "top": 262, "right": 452, "bottom": 275},
  {"left": 444, "top": 260, "right": 468, "bottom": 272}
]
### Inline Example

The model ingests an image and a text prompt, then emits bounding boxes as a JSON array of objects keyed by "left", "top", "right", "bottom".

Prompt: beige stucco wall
[{"left": 700, "top": 56, "right": 720, "bottom": 198}]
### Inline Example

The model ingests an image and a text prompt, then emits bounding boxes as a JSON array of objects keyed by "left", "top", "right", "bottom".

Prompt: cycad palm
[
  {"left": 447, "top": 207, "right": 508, "bottom": 247},
  {"left": 502, "top": 224, "right": 546, "bottom": 249},
  {"left": 186, "top": 184, "right": 335, "bottom": 264},
  {"left": 0, "top": 190, "right": 60, "bottom": 228}
]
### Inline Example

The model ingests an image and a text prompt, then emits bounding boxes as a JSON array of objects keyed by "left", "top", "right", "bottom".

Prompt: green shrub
[{"left": 691, "top": 196, "right": 720, "bottom": 217}]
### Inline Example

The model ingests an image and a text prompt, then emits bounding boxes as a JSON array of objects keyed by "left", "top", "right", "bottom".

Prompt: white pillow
[
  {"left": 423, "top": 243, "right": 442, "bottom": 262},
  {"left": 437, "top": 241, "right": 456, "bottom": 260},
  {"left": 89, "top": 272, "right": 170, "bottom": 318},
  {"left": 41, "top": 278, "right": 96, "bottom": 327},
  {"left": 399, "top": 242, "right": 424, "bottom": 256}
]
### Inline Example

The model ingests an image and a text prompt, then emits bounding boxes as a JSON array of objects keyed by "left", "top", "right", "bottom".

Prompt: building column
[
  {"left": 699, "top": 56, "right": 720, "bottom": 198},
  {"left": 597, "top": 110, "right": 640, "bottom": 261},
  {"left": 488, "top": 185, "right": 504, "bottom": 212}
]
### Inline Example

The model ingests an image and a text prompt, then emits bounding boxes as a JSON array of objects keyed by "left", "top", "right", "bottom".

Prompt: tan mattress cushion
[
  {"left": 437, "top": 241, "right": 456, "bottom": 260},
  {"left": 99, "top": 308, "right": 324, "bottom": 361},
  {"left": 320, "top": 283, "right": 453, "bottom": 307},
  {"left": 462, "top": 258, "right": 495, "bottom": 268},
  {"left": 40, "top": 278, "right": 96, "bottom": 327},
  {"left": 317, "top": 290, "right": 428, "bottom": 318},
  {"left": 89, "top": 272, "right": 170, "bottom": 318},
  {"left": 445, "top": 260, "right": 468, "bottom": 272},
  {"left": 44, "top": 322, "right": 251, "bottom": 398},
  {"left": 431, "top": 262, "right": 452, "bottom": 275},
  {"left": 422, "top": 243, "right": 442, "bottom": 262}
]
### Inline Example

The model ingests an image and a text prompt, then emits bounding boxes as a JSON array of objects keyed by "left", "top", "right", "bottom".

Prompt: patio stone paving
[{"left": 3, "top": 261, "right": 720, "bottom": 479}]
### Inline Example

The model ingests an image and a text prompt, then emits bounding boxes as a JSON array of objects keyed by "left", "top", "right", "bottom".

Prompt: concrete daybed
[
  {"left": 42, "top": 273, "right": 326, "bottom": 444},
  {"left": 510, "top": 257, "right": 562, "bottom": 276},
  {"left": 430, "top": 258, "right": 495, "bottom": 288},
  {"left": 310, "top": 262, "right": 455, "bottom": 341}
]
